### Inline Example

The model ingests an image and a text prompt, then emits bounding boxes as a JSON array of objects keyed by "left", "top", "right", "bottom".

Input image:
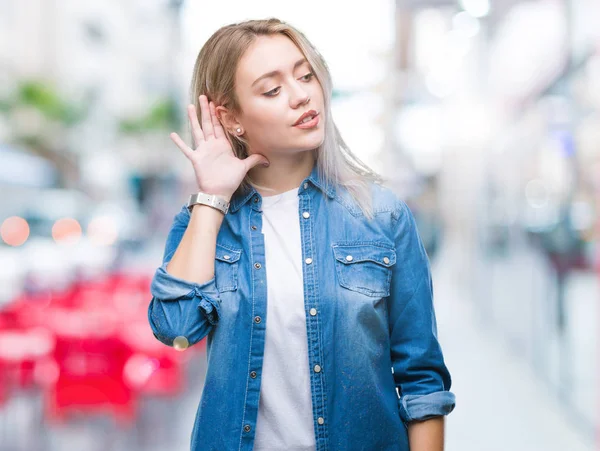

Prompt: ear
[{"left": 215, "top": 105, "right": 242, "bottom": 135}]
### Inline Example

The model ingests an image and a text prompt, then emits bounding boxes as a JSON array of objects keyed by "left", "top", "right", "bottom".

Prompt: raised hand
[{"left": 169, "top": 94, "right": 269, "bottom": 199}]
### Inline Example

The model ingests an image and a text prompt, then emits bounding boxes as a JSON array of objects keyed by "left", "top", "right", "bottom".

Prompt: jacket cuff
[
  {"left": 197, "top": 291, "right": 220, "bottom": 325},
  {"left": 151, "top": 262, "right": 221, "bottom": 325},
  {"left": 399, "top": 391, "right": 456, "bottom": 422},
  {"left": 151, "top": 262, "right": 220, "bottom": 299},
  {"left": 151, "top": 262, "right": 197, "bottom": 300}
]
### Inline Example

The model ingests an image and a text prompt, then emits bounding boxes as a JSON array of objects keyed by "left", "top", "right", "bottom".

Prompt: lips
[{"left": 293, "top": 110, "right": 319, "bottom": 126}]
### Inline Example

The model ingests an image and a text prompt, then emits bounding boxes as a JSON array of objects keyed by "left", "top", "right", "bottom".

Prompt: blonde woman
[{"left": 149, "top": 18, "right": 455, "bottom": 451}]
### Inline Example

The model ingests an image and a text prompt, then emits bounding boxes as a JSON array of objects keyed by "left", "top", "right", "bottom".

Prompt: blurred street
[{"left": 434, "top": 239, "right": 596, "bottom": 451}]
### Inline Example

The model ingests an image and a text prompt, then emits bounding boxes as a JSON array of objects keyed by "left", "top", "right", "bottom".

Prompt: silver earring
[{"left": 236, "top": 127, "right": 241, "bottom": 133}]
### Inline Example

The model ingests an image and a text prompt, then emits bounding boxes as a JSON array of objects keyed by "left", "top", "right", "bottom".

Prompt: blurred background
[{"left": 0, "top": 0, "right": 598, "bottom": 450}]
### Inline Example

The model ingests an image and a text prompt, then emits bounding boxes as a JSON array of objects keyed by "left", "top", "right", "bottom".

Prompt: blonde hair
[{"left": 190, "top": 18, "right": 384, "bottom": 218}]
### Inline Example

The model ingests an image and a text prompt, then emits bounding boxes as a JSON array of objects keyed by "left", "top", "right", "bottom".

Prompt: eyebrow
[{"left": 251, "top": 58, "right": 309, "bottom": 88}]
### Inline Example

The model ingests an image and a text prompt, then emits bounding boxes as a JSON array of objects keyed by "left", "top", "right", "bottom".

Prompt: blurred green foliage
[
  {"left": 0, "top": 80, "right": 87, "bottom": 186},
  {"left": 119, "top": 97, "right": 181, "bottom": 134},
  {"left": 0, "top": 80, "right": 86, "bottom": 126}
]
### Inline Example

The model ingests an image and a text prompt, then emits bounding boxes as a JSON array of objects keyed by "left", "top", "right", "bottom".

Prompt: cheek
[{"left": 245, "top": 101, "right": 287, "bottom": 131}]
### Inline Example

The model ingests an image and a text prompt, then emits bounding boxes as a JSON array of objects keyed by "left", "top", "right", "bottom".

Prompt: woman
[{"left": 148, "top": 18, "right": 455, "bottom": 451}]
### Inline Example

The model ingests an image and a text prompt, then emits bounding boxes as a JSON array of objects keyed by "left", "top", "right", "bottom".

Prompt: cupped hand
[{"left": 169, "top": 94, "right": 269, "bottom": 199}]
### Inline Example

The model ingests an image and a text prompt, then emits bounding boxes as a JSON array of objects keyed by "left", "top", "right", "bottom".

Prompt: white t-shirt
[{"left": 253, "top": 186, "right": 316, "bottom": 451}]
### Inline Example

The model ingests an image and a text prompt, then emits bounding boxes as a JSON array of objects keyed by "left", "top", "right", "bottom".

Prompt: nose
[{"left": 290, "top": 83, "right": 310, "bottom": 109}]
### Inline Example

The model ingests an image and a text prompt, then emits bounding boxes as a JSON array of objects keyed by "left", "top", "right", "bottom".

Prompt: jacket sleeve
[
  {"left": 388, "top": 199, "right": 456, "bottom": 422},
  {"left": 148, "top": 204, "right": 221, "bottom": 348}
]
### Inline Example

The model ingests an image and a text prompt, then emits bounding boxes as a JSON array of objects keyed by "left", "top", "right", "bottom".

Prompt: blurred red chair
[
  {"left": 1, "top": 269, "right": 199, "bottom": 429},
  {"left": 43, "top": 308, "right": 136, "bottom": 425},
  {"left": 0, "top": 327, "right": 55, "bottom": 390}
]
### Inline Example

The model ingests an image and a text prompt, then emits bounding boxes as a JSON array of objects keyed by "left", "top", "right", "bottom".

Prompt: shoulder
[
  {"left": 370, "top": 182, "right": 405, "bottom": 213},
  {"left": 333, "top": 181, "right": 409, "bottom": 220}
]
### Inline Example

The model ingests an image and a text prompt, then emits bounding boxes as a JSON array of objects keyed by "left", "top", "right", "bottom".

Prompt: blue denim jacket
[{"left": 148, "top": 164, "right": 455, "bottom": 451}]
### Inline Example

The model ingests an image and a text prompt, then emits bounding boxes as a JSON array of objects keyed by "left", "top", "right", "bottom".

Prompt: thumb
[{"left": 243, "top": 153, "right": 270, "bottom": 172}]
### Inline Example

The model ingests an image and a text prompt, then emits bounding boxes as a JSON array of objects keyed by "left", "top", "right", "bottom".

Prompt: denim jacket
[{"left": 148, "top": 164, "right": 455, "bottom": 451}]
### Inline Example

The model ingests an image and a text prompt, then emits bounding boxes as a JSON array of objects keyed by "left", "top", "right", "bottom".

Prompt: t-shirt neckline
[{"left": 261, "top": 186, "right": 300, "bottom": 208}]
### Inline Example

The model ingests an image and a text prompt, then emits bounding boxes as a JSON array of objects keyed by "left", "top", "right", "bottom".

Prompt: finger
[
  {"left": 209, "top": 101, "right": 225, "bottom": 139},
  {"left": 170, "top": 132, "right": 194, "bottom": 160},
  {"left": 187, "top": 104, "right": 204, "bottom": 146},
  {"left": 199, "top": 95, "right": 215, "bottom": 139},
  {"left": 243, "top": 153, "right": 270, "bottom": 172}
]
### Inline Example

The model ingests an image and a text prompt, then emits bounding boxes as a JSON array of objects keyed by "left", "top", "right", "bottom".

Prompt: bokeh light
[
  {"left": 1, "top": 216, "right": 30, "bottom": 246},
  {"left": 51, "top": 218, "right": 82, "bottom": 244},
  {"left": 87, "top": 215, "right": 119, "bottom": 246}
]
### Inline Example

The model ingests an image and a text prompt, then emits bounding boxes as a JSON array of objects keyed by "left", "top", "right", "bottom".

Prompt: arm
[
  {"left": 407, "top": 417, "right": 445, "bottom": 451},
  {"left": 388, "top": 200, "right": 455, "bottom": 447},
  {"left": 149, "top": 93, "right": 268, "bottom": 348},
  {"left": 148, "top": 201, "right": 227, "bottom": 348}
]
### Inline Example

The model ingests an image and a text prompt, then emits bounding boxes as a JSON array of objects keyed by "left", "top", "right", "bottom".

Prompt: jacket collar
[{"left": 229, "top": 163, "right": 336, "bottom": 214}]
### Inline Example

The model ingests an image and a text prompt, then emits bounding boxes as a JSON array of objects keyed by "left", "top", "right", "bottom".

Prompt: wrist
[
  {"left": 197, "top": 188, "right": 233, "bottom": 202},
  {"left": 188, "top": 203, "right": 225, "bottom": 232},
  {"left": 187, "top": 192, "right": 230, "bottom": 215}
]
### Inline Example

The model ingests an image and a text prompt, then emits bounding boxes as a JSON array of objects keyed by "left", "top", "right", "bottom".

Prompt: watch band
[{"left": 187, "top": 192, "right": 230, "bottom": 214}]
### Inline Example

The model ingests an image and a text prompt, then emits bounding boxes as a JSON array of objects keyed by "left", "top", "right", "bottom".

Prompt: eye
[
  {"left": 263, "top": 87, "right": 281, "bottom": 97},
  {"left": 300, "top": 72, "right": 314, "bottom": 82}
]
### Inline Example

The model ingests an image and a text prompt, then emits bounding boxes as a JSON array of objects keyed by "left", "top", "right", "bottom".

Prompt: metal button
[
  {"left": 243, "top": 424, "right": 251, "bottom": 432},
  {"left": 223, "top": 255, "right": 230, "bottom": 260},
  {"left": 345, "top": 255, "right": 353, "bottom": 262},
  {"left": 317, "top": 417, "right": 324, "bottom": 425},
  {"left": 314, "top": 364, "right": 321, "bottom": 373},
  {"left": 173, "top": 336, "right": 189, "bottom": 351},
  {"left": 303, "top": 182, "right": 308, "bottom": 189},
  {"left": 254, "top": 262, "right": 262, "bottom": 269},
  {"left": 253, "top": 197, "right": 259, "bottom": 203},
  {"left": 302, "top": 212, "right": 310, "bottom": 219},
  {"left": 251, "top": 225, "right": 257, "bottom": 231},
  {"left": 305, "top": 257, "right": 313, "bottom": 265},
  {"left": 250, "top": 371, "right": 257, "bottom": 378},
  {"left": 254, "top": 316, "right": 261, "bottom": 324},
  {"left": 309, "top": 308, "right": 317, "bottom": 316},
  {"left": 383, "top": 256, "right": 390, "bottom": 264}
]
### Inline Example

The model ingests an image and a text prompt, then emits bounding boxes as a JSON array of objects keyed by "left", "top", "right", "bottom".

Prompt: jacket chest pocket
[
  {"left": 214, "top": 244, "right": 242, "bottom": 293},
  {"left": 332, "top": 242, "right": 396, "bottom": 297}
]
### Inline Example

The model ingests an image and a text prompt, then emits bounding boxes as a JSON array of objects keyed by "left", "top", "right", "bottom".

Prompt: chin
[
  {"left": 278, "top": 132, "right": 325, "bottom": 153},
  {"left": 300, "top": 132, "right": 325, "bottom": 150}
]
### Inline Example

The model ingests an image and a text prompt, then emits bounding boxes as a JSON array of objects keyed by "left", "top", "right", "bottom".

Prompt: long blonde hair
[{"left": 190, "top": 18, "right": 383, "bottom": 218}]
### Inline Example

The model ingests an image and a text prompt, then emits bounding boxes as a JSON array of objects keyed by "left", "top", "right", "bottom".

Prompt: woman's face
[{"left": 232, "top": 34, "right": 326, "bottom": 157}]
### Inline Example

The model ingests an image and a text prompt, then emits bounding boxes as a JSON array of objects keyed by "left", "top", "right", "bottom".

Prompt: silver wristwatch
[{"left": 187, "top": 192, "right": 230, "bottom": 214}]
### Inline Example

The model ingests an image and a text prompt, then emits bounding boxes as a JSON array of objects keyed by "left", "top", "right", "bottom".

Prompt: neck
[{"left": 247, "top": 150, "right": 315, "bottom": 196}]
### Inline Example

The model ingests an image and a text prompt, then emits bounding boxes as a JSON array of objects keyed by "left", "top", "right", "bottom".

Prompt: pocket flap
[
  {"left": 332, "top": 243, "right": 396, "bottom": 267},
  {"left": 215, "top": 244, "right": 242, "bottom": 263}
]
